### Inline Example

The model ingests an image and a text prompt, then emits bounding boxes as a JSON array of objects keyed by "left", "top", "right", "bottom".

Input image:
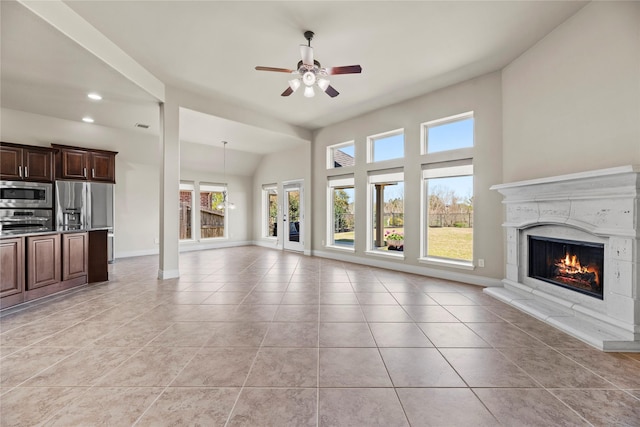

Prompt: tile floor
[{"left": 1, "top": 246, "right": 639, "bottom": 426}]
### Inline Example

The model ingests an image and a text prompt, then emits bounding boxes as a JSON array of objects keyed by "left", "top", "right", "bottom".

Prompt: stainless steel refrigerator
[{"left": 55, "top": 180, "right": 115, "bottom": 262}]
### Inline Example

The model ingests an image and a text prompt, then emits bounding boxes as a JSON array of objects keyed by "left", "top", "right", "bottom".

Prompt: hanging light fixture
[{"left": 217, "top": 141, "right": 236, "bottom": 210}]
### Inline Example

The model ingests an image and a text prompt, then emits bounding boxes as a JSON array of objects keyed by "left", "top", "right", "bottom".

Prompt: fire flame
[{"left": 556, "top": 252, "right": 600, "bottom": 286}]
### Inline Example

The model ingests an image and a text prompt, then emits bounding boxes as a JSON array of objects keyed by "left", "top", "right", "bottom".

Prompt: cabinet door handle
[
  {"left": 92, "top": 168, "right": 95, "bottom": 178},
  {"left": 24, "top": 167, "right": 28, "bottom": 178},
  {"left": 18, "top": 166, "right": 22, "bottom": 178},
  {"left": 83, "top": 167, "right": 87, "bottom": 178}
]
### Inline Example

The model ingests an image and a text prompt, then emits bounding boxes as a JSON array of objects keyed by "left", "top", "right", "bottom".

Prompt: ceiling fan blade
[
  {"left": 281, "top": 87, "right": 294, "bottom": 97},
  {"left": 300, "top": 45, "right": 314, "bottom": 66},
  {"left": 255, "top": 66, "right": 294, "bottom": 73},
  {"left": 324, "top": 85, "right": 339, "bottom": 98},
  {"left": 327, "top": 65, "right": 362, "bottom": 75}
]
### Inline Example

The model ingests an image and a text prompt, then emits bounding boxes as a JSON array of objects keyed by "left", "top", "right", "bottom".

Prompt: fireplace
[
  {"left": 528, "top": 236, "right": 604, "bottom": 299},
  {"left": 487, "top": 166, "right": 640, "bottom": 351}
]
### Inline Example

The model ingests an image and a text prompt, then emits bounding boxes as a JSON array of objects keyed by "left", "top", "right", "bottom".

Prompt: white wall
[
  {"left": 502, "top": 1, "right": 640, "bottom": 182},
  {"left": 252, "top": 144, "right": 312, "bottom": 252},
  {"left": 180, "top": 140, "right": 254, "bottom": 250},
  {"left": 312, "top": 72, "right": 504, "bottom": 284},
  {"left": 1, "top": 108, "right": 162, "bottom": 258}
]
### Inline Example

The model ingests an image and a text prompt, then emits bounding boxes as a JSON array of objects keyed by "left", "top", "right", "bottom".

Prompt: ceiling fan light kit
[{"left": 255, "top": 30, "right": 362, "bottom": 98}]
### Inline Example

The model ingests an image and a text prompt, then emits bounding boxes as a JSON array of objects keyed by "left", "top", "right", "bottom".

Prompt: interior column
[{"left": 158, "top": 88, "right": 180, "bottom": 279}]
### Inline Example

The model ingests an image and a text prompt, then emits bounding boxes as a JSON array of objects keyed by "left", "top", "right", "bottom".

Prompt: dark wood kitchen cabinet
[
  {"left": 1, "top": 237, "right": 24, "bottom": 298},
  {"left": 0, "top": 142, "right": 54, "bottom": 182},
  {"left": 62, "top": 232, "right": 88, "bottom": 281},
  {"left": 52, "top": 144, "right": 117, "bottom": 183},
  {"left": 26, "top": 234, "right": 61, "bottom": 290}
]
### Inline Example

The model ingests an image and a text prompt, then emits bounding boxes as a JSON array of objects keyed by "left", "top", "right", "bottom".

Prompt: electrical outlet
[{"left": 478, "top": 259, "right": 485, "bottom": 267}]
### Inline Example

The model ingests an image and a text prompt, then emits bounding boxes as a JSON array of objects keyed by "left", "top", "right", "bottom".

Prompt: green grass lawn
[
  {"left": 334, "top": 227, "right": 472, "bottom": 260},
  {"left": 427, "top": 227, "right": 473, "bottom": 260}
]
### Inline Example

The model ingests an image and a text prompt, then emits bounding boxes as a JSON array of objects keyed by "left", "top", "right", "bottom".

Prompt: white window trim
[
  {"left": 367, "top": 128, "right": 404, "bottom": 164},
  {"left": 420, "top": 160, "right": 474, "bottom": 267},
  {"left": 199, "top": 182, "right": 228, "bottom": 241},
  {"left": 366, "top": 170, "right": 405, "bottom": 257},
  {"left": 421, "top": 111, "right": 474, "bottom": 155},
  {"left": 327, "top": 176, "right": 355, "bottom": 251},
  {"left": 327, "top": 141, "right": 356, "bottom": 170}
]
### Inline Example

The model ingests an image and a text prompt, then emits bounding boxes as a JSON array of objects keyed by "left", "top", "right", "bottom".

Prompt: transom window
[
  {"left": 423, "top": 112, "right": 474, "bottom": 154},
  {"left": 327, "top": 141, "right": 355, "bottom": 169},
  {"left": 368, "top": 129, "right": 404, "bottom": 163}
]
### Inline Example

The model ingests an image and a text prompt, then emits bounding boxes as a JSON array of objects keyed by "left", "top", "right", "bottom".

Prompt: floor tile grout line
[{"left": 221, "top": 258, "right": 298, "bottom": 427}]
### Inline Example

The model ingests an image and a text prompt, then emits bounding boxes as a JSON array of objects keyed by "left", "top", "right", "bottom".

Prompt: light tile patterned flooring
[{"left": 1, "top": 246, "right": 639, "bottom": 426}]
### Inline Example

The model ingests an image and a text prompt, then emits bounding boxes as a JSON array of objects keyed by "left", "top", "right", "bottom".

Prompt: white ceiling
[{"left": 1, "top": 1, "right": 587, "bottom": 155}]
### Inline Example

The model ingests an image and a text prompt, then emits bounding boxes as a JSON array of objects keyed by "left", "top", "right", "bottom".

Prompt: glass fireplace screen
[{"left": 528, "top": 236, "right": 604, "bottom": 299}]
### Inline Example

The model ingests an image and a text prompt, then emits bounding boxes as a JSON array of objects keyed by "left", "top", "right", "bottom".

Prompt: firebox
[{"left": 528, "top": 236, "right": 604, "bottom": 299}]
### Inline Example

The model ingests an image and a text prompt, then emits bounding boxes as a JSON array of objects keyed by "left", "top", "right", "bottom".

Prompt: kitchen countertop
[{"left": 0, "top": 227, "right": 111, "bottom": 238}]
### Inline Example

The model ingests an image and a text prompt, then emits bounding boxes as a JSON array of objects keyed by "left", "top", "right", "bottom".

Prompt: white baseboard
[
  {"left": 312, "top": 249, "right": 503, "bottom": 288},
  {"left": 178, "top": 240, "right": 252, "bottom": 253},
  {"left": 116, "top": 248, "right": 159, "bottom": 259}
]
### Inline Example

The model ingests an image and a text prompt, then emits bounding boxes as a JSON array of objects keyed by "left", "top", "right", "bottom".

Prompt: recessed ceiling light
[
  {"left": 82, "top": 117, "right": 95, "bottom": 123},
  {"left": 87, "top": 93, "right": 102, "bottom": 101}
]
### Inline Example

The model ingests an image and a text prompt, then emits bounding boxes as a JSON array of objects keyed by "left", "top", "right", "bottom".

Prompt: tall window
[
  {"left": 423, "top": 112, "right": 474, "bottom": 154},
  {"left": 263, "top": 185, "right": 278, "bottom": 238},
  {"left": 328, "top": 141, "right": 355, "bottom": 169},
  {"left": 179, "top": 182, "right": 194, "bottom": 241},
  {"left": 424, "top": 162, "right": 473, "bottom": 262},
  {"left": 327, "top": 176, "right": 355, "bottom": 248},
  {"left": 368, "top": 129, "right": 404, "bottom": 163},
  {"left": 368, "top": 170, "right": 404, "bottom": 253},
  {"left": 199, "top": 183, "right": 226, "bottom": 239}
]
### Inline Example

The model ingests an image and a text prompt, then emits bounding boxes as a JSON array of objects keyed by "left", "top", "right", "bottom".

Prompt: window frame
[
  {"left": 262, "top": 184, "right": 278, "bottom": 239},
  {"left": 179, "top": 181, "right": 195, "bottom": 242},
  {"left": 421, "top": 111, "right": 474, "bottom": 155},
  {"left": 366, "top": 169, "right": 405, "bottom": 258},
  {"left": 367, "top": 128, "right": 405, "bottom": 164},
  {"left": 327, "top": 141, "right": 356, "bottom": 170},
  {"left": 327, "top": 176, "right": 355, "bottom": 251},
  {"left": 420, "top": 160, "right": 475, "bottom": 269},
  {"left": 199, "top": 182, "right": 228, "bottom": 240}
]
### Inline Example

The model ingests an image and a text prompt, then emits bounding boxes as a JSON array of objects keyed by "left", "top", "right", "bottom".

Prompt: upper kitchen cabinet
[
  {"left": 52, "top": 144, "right": 117, "bottom": 183},
  {"left": 0, "top": 142, "right": 54, "bottom": 182}
]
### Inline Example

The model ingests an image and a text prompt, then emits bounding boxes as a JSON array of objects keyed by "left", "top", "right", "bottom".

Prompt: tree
[{"left": 210, "top": 192, "right": 225, "bottom": 211}]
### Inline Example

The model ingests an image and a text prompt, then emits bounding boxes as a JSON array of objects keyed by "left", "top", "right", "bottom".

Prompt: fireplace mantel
[{"left": 488, "top": 165, "right": 640, "bottom": 351}]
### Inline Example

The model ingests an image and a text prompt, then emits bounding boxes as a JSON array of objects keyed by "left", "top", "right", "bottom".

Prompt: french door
[{"left": 283, "top": 183, "right": 304, "bottom": 252}]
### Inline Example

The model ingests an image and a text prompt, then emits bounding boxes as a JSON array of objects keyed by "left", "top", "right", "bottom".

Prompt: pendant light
[{"left": 217, "top": 141, "right": 236, "bottom": 210}]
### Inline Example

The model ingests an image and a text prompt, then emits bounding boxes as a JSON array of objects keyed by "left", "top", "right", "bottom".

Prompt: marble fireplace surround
[{"left": 487, "top": 166, "right": 640, "bottom": 351}]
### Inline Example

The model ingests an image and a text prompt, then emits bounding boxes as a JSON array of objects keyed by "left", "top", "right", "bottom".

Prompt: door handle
[
  {"left": 24, "top": 167, "right": 28, "bottom": 178},
  {"left": 18, "top": 166, "right": 22, "bottom": 178},
  {"left": 83, "top": 167, "right": 87, "bottom": 178}
]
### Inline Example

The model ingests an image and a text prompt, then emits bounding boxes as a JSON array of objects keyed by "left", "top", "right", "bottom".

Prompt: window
[
  {"left": 327, "top": 176, "right": 355, "bottom": 248},
  {"left": 368, "top": 170, "right": 404, "bottom": 254},
  {"left": 199, "top": 183, "right": 226, "bottom": 239},
  {"left": 423, "top": 161, "right": 473, "bottom": 263},
  {"left": 368, "top": 129, "right": 404, "bottom": 163},
  {"left": 179, "top": 182, "right": 194, "bottom": 241},
  {"left": 263, "top": 185, "right": 278, "bottom": 238},
  {"left": 423, "top": 112, "right": 474, "bottom": 154},
  {"left": 328, "top": 141, "right": 355, "bottom": 169}
]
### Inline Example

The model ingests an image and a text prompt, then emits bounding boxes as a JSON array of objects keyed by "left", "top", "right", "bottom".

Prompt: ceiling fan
[{"left": 255, "top": 30, "right": 362, "bottom": 98}]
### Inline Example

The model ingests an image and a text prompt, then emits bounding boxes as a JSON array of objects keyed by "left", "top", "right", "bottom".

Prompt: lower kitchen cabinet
[
  {"left": 27, "top": 234, "right": 61, "bottom": 290},
  {"left": 62, "top": 232, "right": 88, "bottom": 281},
  {"left": 1, "top": 231, "right": 102, "bottom": 310},
  {"left": 1, "top": 237, "right": 24, "bottom": 302}
]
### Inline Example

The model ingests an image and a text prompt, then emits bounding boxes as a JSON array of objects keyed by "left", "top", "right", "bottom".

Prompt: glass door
[{"left": 283, "top": 183, "right": 304, "bottom": 251}]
